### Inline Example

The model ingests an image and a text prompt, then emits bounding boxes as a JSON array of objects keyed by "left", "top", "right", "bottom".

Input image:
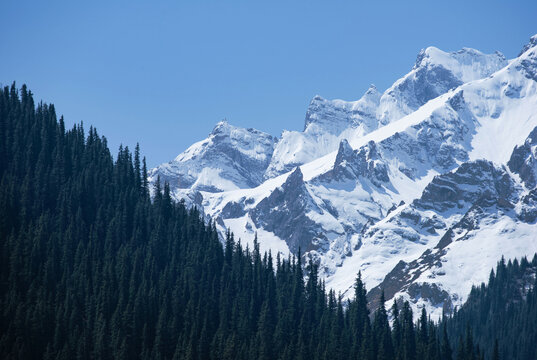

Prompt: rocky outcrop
[{"left": 250, "top": 168, "right": 327, "bottom": 253}]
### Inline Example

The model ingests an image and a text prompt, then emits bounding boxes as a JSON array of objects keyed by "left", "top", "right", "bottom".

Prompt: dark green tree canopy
[{"left": 1, "top": 84, "right": 534, "bottom": 360}]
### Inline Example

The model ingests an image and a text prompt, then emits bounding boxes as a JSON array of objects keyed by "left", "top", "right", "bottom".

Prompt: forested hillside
[
  {"left": 443, "top": 255, "right": 537, "bottom": 360},
  {"left": 0, "top": 84, "right": 532, "bottom": 359}
]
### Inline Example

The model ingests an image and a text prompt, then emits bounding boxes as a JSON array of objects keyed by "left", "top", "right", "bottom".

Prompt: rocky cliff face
[
  {"left": 264, "top": 85, "right": 382, "bottom": 179},
  {"left": 250, "top": 167, "right": 326, "bottom": 254},
  {"left": 151, "top": 35, "right": 537, "bottom": 318},
  {"left": 149, "top": 121, "right": 275, "bottom": 192},
  {"left": 377, "top": 46, "right": 507, "bottom": 125},
  {"left": 508, "top": 126, "right": 537, "bottom": 189}
]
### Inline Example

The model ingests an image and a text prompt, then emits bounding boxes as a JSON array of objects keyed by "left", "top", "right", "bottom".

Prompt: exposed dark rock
[
  {"left": 151, "top": 121, "right": 276, "bottom": 192},
  {"left": 250, "top": 167, "right": 326, "bottom": 254},
  {"left": 415, "top": 160, "right": 516, "bottom": 212},
  {"left": 519, "top": 188, "right": 537, "bottom": 223},
  {"left": 367, "top": 245, "right": 453, "bottom": 314},
  {"left": 221, "top": 199, "right": 247, "bottom": 219},
  {"left": 407, "top": 283, "right": 454, "bottom": 312},
  {"left": 367, "top": 195, "right": 508, "bottom": 313},
  {"left": 315, "top": 139, "right": 389, "bottom": 186},
  {"left": 518, "top": 34, "right": 537, "bottom": 57},
  {"left": 508, "top": 126, "right": 537, "bottom": 189},
  {"left": 517, "top": 51, "right": 537, "bottom": 82}
]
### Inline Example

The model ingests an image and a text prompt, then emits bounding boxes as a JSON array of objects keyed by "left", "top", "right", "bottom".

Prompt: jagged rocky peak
[
  {"left": 354, "top": 85, "right": 382, "bottom": 125},
  {"left": 317, "top": 138, "right": 387, "bottom": 185},
  {"left": 359, "top": 84, "right": 382, "bottom": 109},
  {"left": 364, "top": 83, "right": 380, "bottom": 97},
  {"left": 211, "top": 119, "right": 230, "bottom": 134},
  {"left": 208, "top": 120, "right": 249, "bottom": 141},
  {"left": 251, "top": 166, "right": 326, "bottom": 254},
  {"left": 519, "top": 34, "right": 537, "bottom": 56},
  {"left": 196, "top": 119, "right": 234, "bottom": 141},
  {"left": 415, "top": 160, "right": 516, "bottom": 213},
  {"left": 414, "top": 46, "right": 507, "bottom": 83},
  {"left": 303, "top": 85, "right": 381, "bottom": 135},
  {"left": 208, "top": 120, "right": 274, "bottom": 150},
  {"left": 304, "top": 95, "right": 329, "bottom": 131},
  {"left": 172, "top": 120, "right": 276, "bottom": 165},
  {"left": 265, "top": 86, "right": 382, "bottom": 180},
  {"left": 303, "top": 94, "right": 358, "bottom": 135},
  {"left": 150, "top": 119, "right": 276, "bottom": 192},
  {"left": 516, "top": 35, "right": 537, "bottom": 82},
  {"left": 508, "top": 126, "right": 537, "bottom": 189},
  {"left": 283, "top": 166, "right": 305, "bottom": 189},
  {"left": 334, "top": 139, "right": 354, "bottom": 166},
  {"left": 334, "top": 139, "right": 381, "bottom": 168},
  {"left": 377, "top": 45, "right": 507, "bottom": 125}
]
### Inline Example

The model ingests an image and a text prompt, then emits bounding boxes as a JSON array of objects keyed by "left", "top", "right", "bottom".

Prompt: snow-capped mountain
[
  {"left": 377, "top": 46, "right": 507, "bottom": 125},
  {"left": 266, "top": 47, "right": 507, "bottom": 179},
  {"left": 150, "top": 121, "right": 275, "bottom": 193},
  {"left": 264, "top": 85, "right": 381, "bottom": 178},
  {"left": 151, "top": 35, "right": 537, "bottom": 318}
]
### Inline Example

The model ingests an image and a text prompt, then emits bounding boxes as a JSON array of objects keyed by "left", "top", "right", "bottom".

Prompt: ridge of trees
[
  {"left": 443, "top": 254, "right": 537, "bottom": 360},
  {"left": 1, "top": 83, "right": 533, "bottom": 359}
]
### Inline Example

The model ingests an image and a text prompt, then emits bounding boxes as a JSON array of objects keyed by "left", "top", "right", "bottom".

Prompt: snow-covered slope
[
  {"left": 323, "top": 36, "right": 537, "bottom": 316},
  {"left": 265, "top": 47, "right": 506, "bottom": 178},
  {"left": 151, "top": 35, "right": 537, "bottom": 319},
  {"left": 150, "top": 121, "right": 276, "bottom": 192},
  {"left": 377, "top": 46, "right": 507, "bottom": 125},
  {"left": 264, "top": 85, "right": 381, "bottom": 178}
]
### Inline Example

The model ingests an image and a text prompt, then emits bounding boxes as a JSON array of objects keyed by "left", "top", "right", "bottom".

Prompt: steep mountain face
[
  {"left": 151, "top": 35, "right": 537, "bottom": 318},
  {"left": 150, "top": 121, "right": 275, "bottom": 192},
  {"left": 264, "top": 85, "right": 381, "bottom": 178},
  {"left": 250, "top": 167, "right": 326, "bottom": 254},
  {"left": 508, "top": 126, "right": 537, "bottom": 188},
  {"left": 304, "top": 86, "right": 381, "bottom": 134},
  {"left": 365, "top": 157, "right": 531, "bottom": 317},
  {"left": 377, "top": 47, "right": 507, "bottom": 125},
  {"left": 325, "top": 37, "right": 537, "bottom": 317},
  {"left": 265, "top": 48, "right": 507, "bottom": 179}
]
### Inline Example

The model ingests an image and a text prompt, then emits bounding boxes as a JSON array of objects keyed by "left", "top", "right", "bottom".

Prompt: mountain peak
[
  {"left": 287, "top": 166, "right": 304, "bottom": 184},
  {"left": 414, "top": 46, "right": 441, "bottom": 68},
  {"left": 210, "top": 120, "right": 274, "bottom": 141},
  {"left": 362, "top": 84, "right": 381, "bottom": 101},
  {"left": 313, "top": 94, "right": 324, "bottom": 100},
  {"left": 304, "top": 95, "right": 354, "bottom": 133},
  {"left": 152, "top": 34, "right": 537, "bottom": 321},
  {"left": 519, "top": 34, "right": 537, "bottom": 56},
  {"left": 414, "top": 46, "right": 505, "bottom": 75},
  {"left": 211, "top": 120, "right": 231, "bottom": 135},
  {"left": 334, "top": 139, "right": 354, "bottom": 167}
]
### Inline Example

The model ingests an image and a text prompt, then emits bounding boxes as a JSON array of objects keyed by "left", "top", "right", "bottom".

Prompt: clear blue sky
[{"left": 1, "top": 0, "right": 535, "bottom": 167}]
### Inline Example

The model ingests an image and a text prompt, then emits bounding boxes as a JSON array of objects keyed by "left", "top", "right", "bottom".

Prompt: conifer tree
[{"left": 492, "top": 339, "right": 499, "bottom": 360}]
